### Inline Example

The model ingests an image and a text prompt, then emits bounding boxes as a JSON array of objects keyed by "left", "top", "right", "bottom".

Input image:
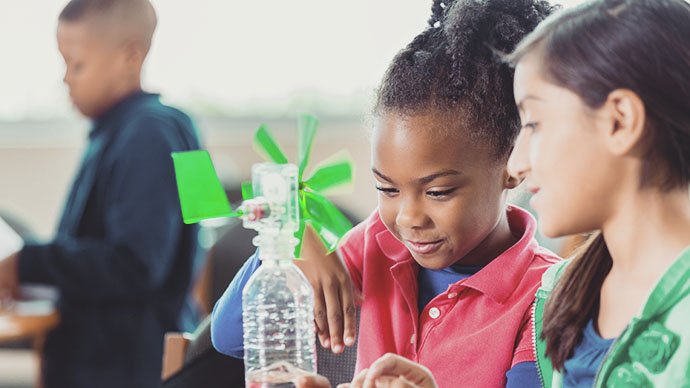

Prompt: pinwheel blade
[
  {"left": 254, "top": 124, "right": 288, "bottom": 164},
  {"left": 303, "top": 191, "right": 353, "bottom": 253},
  {"left": 294, "top": 216, "right": 307, "bottom": 259},
  {"left": 241, "top": 181, "right": 254, "bottom": 200},
  {"left": 171, "top": 150, "right": 239, "bottom": 224},
  {"left": 297, "top": 114, "right": 319, "bottom": 180},
  {"left": 303, "top": 152, "right": 354, "bottom": 193}
]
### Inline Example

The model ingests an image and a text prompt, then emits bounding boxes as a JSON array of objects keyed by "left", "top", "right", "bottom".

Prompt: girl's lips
[
  {"left": 405, "top": 239, "right": 444, "bottom": 255},
  {"left": 529, "top": 190, "right": 540, "bottom": 208}
]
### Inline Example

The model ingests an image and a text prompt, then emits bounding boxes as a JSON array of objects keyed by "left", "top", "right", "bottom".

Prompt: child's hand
[
  {"left": 295, "top": 225, "right": 363, "bottom": 354},
  {"left": 345, "top": 354, "right": 438, "bottom": 388},
  {"left": 295, "top": 374, "right": 332, "bottom": 388}
]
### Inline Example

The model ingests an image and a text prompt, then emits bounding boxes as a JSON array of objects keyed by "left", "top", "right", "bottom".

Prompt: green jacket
[{"left": 533, "top": 246, "right": 690, "bottom": 388}]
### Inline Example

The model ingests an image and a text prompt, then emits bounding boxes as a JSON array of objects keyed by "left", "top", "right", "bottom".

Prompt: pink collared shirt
[{"left": 339, "top": 205, "right": 560, "bottom": 388}]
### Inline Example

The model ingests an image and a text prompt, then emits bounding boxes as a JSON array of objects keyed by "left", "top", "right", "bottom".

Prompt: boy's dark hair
[
  {"left": 59, "top": 0, "right": 157, "bottom": 52},
  {"left": 60, "top": 0, "right": 129, "bottom": 21},
  {"left": 375, "top": 0, "right": 556, "bottom": 159},
  {"left": 59, "top": 0, "right": 100, "bottom": 21},
  {"left": 507, "top": 0, "right": 690, "bottom": 370}
]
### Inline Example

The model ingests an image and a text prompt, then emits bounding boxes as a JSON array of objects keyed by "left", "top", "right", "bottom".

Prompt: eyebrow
[
  {"left": 516, "top": 95, "right": 543, "bottom": 110},
  {"left": 372, "top": 168, "right": 461, "bottom": 185}
]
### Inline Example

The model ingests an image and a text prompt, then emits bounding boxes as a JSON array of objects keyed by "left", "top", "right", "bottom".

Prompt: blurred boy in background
[{"left": 0, "top": 0, "right": 201, "bottom": 386}]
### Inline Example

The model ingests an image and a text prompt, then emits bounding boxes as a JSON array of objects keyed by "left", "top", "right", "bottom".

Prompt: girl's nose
[
  {"left": 395, "top": 197, "right": 427, "bottom": 229},
  {"left": 507, "top": 129, "right": 531, "bottom": 180}
]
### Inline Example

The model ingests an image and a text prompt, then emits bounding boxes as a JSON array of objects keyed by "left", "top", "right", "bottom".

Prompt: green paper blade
[
  {"left": 303, "top": 191, "right": 353, "bottom": 253},
  {"left": 254, "top": 124, "right": 288, "bottom": 164},
  {"left": 293, "top": 193, "right": 310, "bottom": 258},
  {"left": 241, "top": 181, "right": 254, "bottom": 200},
  {"left": 171, "top": 150, "right": 238, "bottom": 224},
  {"left": 309, "top": 219, "right": 339, "bottom": 254},
  {"left": 294, "top": 217, "right": 306, "bottom": 259},
  {"left": 303, "top": 152, "right": 354, "bottom": 193},
  {"left": 297, "top": 114, "right": 319, "bottom": 180}
]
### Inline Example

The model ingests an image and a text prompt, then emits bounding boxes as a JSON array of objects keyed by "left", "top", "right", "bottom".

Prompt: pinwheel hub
[
  {"left": 241, "top": 200, "right": 269, "bottom": 222},
  {"left": 240, "top": 163, "right": 299, "bottom": 234}
]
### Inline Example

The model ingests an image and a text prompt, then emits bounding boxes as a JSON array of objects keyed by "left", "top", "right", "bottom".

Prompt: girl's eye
[
  {"left": 375, "top": 186, "right": 399, "bottom": 196},
  {"left": 426, "top": 188, "right": 457, "bottom": 199},
  {"left": 522, "top": 122, "right": 539, "bottom": 133}
]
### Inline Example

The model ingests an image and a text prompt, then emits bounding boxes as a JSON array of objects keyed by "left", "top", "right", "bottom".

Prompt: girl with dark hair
[
  {"left": 285, "top": 0, "right": 564, "bottom": 387},
  {"left": 214, "top": 0, "right": 561, "bottom": 387},
  {"left": 506, "top": 0, "right": 690, "bottom": 387}
]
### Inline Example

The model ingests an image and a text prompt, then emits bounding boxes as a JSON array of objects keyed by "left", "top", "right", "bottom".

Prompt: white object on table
[{"left": 0, "top": 216, "right": 23, "bottom": 259}]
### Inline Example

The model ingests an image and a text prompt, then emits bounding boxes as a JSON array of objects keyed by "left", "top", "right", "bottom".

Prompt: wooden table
[
  {"left": 0, "top": 308, "right": 60, "bottom": 343},
  {"left": 0, "top": 306, "right": 60, "bottom": 388}
]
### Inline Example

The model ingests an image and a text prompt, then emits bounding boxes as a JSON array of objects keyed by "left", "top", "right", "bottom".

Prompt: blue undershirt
[
  {"left": 562, "top": 319, "right": 616, "bottom": 388},
  {"left": 416, "top": 263, "right": 481, "bottom": 313}
]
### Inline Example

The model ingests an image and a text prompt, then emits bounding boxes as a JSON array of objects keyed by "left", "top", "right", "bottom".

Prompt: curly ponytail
[
  {"left": 375, "top": 0, "right": 555, "bottom": 159},
  {"left": 428, "top": 0, "right": 454, "bottom": 27}
]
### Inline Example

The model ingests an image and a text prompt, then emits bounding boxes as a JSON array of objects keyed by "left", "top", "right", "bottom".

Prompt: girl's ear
[
  {"left": 503, "top": 170, "right": 523, "bottom": 189},
  {"left": 601, "top": 89, "right": 647, "bottom": 156}
]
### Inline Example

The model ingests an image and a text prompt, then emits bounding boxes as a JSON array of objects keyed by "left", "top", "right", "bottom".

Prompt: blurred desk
[{"left": 0, "top": 308, "right": 59, "bottom": 343}]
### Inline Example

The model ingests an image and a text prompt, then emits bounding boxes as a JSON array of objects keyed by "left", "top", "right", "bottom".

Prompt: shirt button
[
  {"left": 410, "top": 334, "right": 416, "bottom": 344},
  {"left": 429, "top": 307, "right": 440, "bottom": 319},
  {"left": 447, "top": 292, "right": 457, "bottom": 299}
]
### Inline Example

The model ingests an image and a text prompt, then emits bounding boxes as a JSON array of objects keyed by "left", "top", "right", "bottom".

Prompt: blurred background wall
[
  {"left": 0, "top": 0, "right": 585, "bottom": 239},
  {"left": 0, "top": 0, "right": 439, "bottom": 238}
]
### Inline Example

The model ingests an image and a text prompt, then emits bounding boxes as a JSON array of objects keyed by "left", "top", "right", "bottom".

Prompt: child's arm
[
  {"left": 505, "top": 362, "right": 540, "bottom": 388},
  {"left": 211, "top": 226, "right": 362, "bottom": 358},
  {"left": 295, "top": 225, "right": 363, "bottom": 354},
  {"left": 210, "top": 250, "right": 261, "bottom": 358},
  {"left": 212, "top": 221, "right": 367, "bottom": 357},
  {"left": 17, "top": 117, "right": 195, "bottom": 302},
  {"left": 504, "top": 302, "right": 541, "bottom": 387}
]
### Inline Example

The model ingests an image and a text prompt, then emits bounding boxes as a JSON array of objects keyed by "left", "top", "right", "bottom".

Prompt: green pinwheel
[{"left": 171, "top": 114, "right": 354, "bottom": 257}]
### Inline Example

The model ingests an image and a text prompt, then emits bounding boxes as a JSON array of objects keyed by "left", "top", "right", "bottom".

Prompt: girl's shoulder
[
  {"left": 596, "top": 249, "right": 690, "bottom": 388},
  {"left": 539, "top": 258, "right": 571, "bottom": 294}
]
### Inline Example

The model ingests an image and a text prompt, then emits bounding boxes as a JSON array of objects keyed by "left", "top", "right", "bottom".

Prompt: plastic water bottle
[
  {"left": 240, "top": 163, "right": 316, "bottom": 387},
  {"left": 242, "top": 237, "right": 316, "bottom": 387}
]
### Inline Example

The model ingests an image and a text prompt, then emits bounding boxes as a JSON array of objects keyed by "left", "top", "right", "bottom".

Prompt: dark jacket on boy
[{"left": 18, "top": 91, "right": 201, "bottom": 388}]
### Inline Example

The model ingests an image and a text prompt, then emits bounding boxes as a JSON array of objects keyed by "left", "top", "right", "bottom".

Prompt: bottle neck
[{"left": 256, "top": 231, "right": 297, "bottom": 262}]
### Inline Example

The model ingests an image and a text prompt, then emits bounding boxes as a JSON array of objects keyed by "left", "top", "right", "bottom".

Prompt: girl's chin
[
  {"left": 539, "top": 220, "right": 573, "bottom": 239},
  {"left": 410, "top": 253, "right": 454, "bottom": 271}
]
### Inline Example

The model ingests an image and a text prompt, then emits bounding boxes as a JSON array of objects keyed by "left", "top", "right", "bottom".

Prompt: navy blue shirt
[
  {"left": 416, "top": 264, "right": 481, "bottom": 313},
  {"left": 563, "top": 319, "right": 616, "bottom": 388},
  {"left": 18, "top": 91, "right": 201, "bottom": 388}
]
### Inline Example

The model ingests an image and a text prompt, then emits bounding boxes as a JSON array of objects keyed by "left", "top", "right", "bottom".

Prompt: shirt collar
[
  {"left": 90, "top": 90, "right": 158, "bottom": 137},
  {"left": 375, "top": 205, "right": 539, "bottom": 304},
  {"left": 641, "top": 245, "right": 690, "bottom": 318}
]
